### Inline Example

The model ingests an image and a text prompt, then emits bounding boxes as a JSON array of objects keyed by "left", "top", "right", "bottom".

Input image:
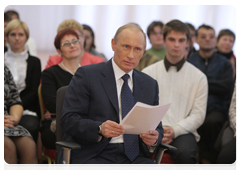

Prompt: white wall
[{"left": 4, "top": 5, "right": 237, "bottom": 70}]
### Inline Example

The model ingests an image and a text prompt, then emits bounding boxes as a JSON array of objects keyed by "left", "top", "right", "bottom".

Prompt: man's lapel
[
  {"left": 133, "top": 70, "right": 145, "bottom": 102},
  {"left": 100, "top": 59, "right": 119, "bottom": 114}
]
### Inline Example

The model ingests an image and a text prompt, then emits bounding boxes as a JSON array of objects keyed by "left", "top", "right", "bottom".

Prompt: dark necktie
[{"left": 121, "top": 74, "right": 139, "bottom": 161}]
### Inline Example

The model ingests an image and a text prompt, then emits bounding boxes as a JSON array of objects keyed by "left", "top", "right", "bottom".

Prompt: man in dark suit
[{"left": 59, "top": 23, "right": 163, "bottom": 164}]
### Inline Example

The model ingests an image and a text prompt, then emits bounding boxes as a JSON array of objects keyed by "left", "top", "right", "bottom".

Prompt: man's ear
[{"left": 111, "top": 39, "right": 115, "bottom": 51}]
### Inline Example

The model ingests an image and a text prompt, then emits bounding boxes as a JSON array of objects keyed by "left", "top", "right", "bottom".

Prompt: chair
[
  {"left": 55, "top": 86, "right": 177, "bottom": 164},
  {"left": 160, "top": 153, "right": 175, "bottom": 164},
  {"left": 38, "top": 84, "right": 56, "bottom": 164}
]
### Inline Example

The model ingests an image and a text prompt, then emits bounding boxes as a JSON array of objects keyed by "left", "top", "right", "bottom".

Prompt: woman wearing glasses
[{"left": 40, "top": 29, "right": 82, "bottom": 150}]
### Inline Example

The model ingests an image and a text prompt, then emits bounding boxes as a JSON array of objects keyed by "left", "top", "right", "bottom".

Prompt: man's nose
[{"left": 128, "top": 50, "right": 134, "bottom": 59}]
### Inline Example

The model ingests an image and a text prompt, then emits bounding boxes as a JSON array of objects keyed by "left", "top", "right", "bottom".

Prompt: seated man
[
  {"left": 58, "top": 23, "right": 163, "bottom": 164},
  {"left": 188, "top": 24, "right": 234, "bottom": 163},
  {"left": 143, "top": 19, "right": 208, "bottom": 164}
]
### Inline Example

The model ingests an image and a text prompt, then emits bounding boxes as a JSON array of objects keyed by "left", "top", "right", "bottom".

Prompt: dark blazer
[
  {"left": 20, "top": 53, "right": 41, "bottom": 118},
  {"left": 59, "top": 59, "right": 163, "bottom": 163}
]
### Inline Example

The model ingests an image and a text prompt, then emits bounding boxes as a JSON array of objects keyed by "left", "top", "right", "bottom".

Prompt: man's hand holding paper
[
  {"left": 121, "top": 102, "right": 171, "bottom": 135},
  {"left": 140, "top": 130, "right": 159, "bottom": 146}
]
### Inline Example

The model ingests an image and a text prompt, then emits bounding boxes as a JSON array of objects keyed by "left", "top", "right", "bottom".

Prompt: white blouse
[{"left": 4, "top": 44, "right": 29, "bottom": 93}]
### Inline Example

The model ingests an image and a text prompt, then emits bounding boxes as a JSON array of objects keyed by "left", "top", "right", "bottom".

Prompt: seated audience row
[{"left": 188, "top": 24, "right": 234, "bottom": 164}]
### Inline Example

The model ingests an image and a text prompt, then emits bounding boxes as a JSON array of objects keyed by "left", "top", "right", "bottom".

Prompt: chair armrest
[
  {"left": 158, "top": 143, "right": 177, "bottom": 151},
  {"left": 56, "top": 141, "right": 81, "bottom": 150},
  {"left": 56, "top": 141, "right": 81, "bottom": 164},
  {"left": 154, "top": 143, "right": 177, "bottom": 164}
]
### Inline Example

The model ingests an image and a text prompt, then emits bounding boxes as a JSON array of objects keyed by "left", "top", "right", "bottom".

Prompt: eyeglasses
[{"left": 62, "top": 39, "right": 80, "bottom": 47}]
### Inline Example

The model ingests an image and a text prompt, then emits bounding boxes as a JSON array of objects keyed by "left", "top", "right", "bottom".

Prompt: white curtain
[{"left": 4, "top": 5, "right": 237, "bottom": 69}]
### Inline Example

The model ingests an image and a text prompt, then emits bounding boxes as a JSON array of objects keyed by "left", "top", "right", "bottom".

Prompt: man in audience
[
  {"left": 58, "top": 23, "right": 163, "bottom": 164},
  {"left": 135, "top": 51, "right": 159, "bottom": 71},
  {"left": 146, "top": 21, "right": 166, "bottom": 60},
  {"left": 185, "top": 22, "right": 198, "bottom": 53},
  {"left": 143, "top": 19, "right": 208, "bottom": 164},
  {"left": 188, "top": 24, "right": 234, "bottom": 164}
]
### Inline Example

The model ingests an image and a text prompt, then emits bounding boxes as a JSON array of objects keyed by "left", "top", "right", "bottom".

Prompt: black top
[
  {"left": 19, "top": 54, "right": 41, "bottom": 117},
  {"left": 41, "top": 65, "right": 73, "bottom": 113}
]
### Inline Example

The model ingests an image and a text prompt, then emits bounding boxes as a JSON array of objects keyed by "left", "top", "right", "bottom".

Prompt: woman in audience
[
  {"left": 40, "top": 29, "right": 82, "bottom": 149},
  {"left": 45, "top": 19, "right": 105, "bottom": 69},
  {"left": 216, "top": 29, "right": 236, "bottom": 78},
  {"left": 4, "top": 19, "right": 41, "bottom": 143},
  {"left": 83, "top": 24, "right": 107, "bottom": 61},
  {"left": 4, "top": 65, "right": 38, "bottom": 164}
]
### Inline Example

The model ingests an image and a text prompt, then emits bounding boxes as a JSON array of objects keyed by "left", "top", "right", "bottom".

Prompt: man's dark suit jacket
[{"left": 58, "top": 59, "right": 163, "bottom": 163}]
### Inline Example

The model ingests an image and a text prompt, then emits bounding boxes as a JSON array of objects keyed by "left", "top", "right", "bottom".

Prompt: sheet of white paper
[{"left": 120, "top": 102, "right": 171, "bottom": 134}]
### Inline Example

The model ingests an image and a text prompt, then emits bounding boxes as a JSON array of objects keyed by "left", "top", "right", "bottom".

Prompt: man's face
[
  {"left": 196, "top": 28, "right": 216, "bottom": 51},
  {"left": 164, "top": 31, "right": 188, "bottom": 59},
  {"left": 149, "top": 26, "right": 164, "bottom": 48},
  {"left": 112, "top": 28, "right": 145, "bottom": 73}
]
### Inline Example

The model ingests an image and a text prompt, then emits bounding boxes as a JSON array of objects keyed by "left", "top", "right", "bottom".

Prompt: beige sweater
[{"left": 142, "top": 60, "right": 208, "bottom": 141}]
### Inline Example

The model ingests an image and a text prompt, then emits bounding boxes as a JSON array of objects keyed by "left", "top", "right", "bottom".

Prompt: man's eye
[{"left": 136, "top": 48, "right": 141, "bottom": 51}]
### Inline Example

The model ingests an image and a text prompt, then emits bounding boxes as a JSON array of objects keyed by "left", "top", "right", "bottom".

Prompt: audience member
[
  {"left": 135, "top": 51, "right": 159, "bottom": 71},
  {"left": 188, "top": 24, "right": 234, "bottom": 164},
  {"left": 4, "top": 19, "right": 41, "bottom": 143},
  {"left": 4, "top": 65, "right": 38, "bottom": 164},
  {"left": 40, "top": 29, "right": 82, "bottom": 149},
  {"left": 58, "top": 23, "right": 163, "bottom": 164},
  {"left": 146, "top": 21, "right": 166, "bottom": 60},
  {"left": 216, "top": 83, "right": 236, "bottom": 164},
  {"left": 185, "top": 22, "right": 198, "bottom": 52},
  {"left": 4, "top": 10, "right": 38, "bottom": 56},
  {"left": 45, "top": 19, "right": 105, "bottom": 69},
  {"left": 216, "top": 29, "right": 236, "bottom": 78},
  {"left": 83, "top": 24, "right": 107, "bottom": 61},
  {"left": 143, "top": 19, "right": 208, "bottom": 164},
  {"left": 4, "top": 12, "right": 11, "bottom": 52},
  {"left": 183, "top": 37, "right": 193, "bottom": 59}
]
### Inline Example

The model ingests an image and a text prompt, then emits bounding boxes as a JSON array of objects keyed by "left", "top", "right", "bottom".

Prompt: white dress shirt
[{"left": 110, "top": 57, "right": 133, "bottom": 143}]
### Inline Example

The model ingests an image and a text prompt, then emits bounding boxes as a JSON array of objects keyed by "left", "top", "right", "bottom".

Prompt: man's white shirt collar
[{"left": 112, "top": 57, "right": 133, "bottom": 82}]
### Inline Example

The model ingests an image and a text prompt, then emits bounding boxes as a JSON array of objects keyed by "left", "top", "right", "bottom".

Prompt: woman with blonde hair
[{"left": 4, "top": 19, "right": 41, "bottom": 143}]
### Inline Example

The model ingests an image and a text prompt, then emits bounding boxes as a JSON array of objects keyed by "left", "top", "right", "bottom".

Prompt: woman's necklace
[{"left": 61, "top": 61, "right": 80, "bottom": 75}]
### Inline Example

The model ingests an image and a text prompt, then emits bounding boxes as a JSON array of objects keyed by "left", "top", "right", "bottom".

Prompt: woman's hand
[
  {"left": 44, "top": 111, "right": 53, "bottom": 120},
  {"left": 4, "top": 115, "right": 18, "bottom": 128}
]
